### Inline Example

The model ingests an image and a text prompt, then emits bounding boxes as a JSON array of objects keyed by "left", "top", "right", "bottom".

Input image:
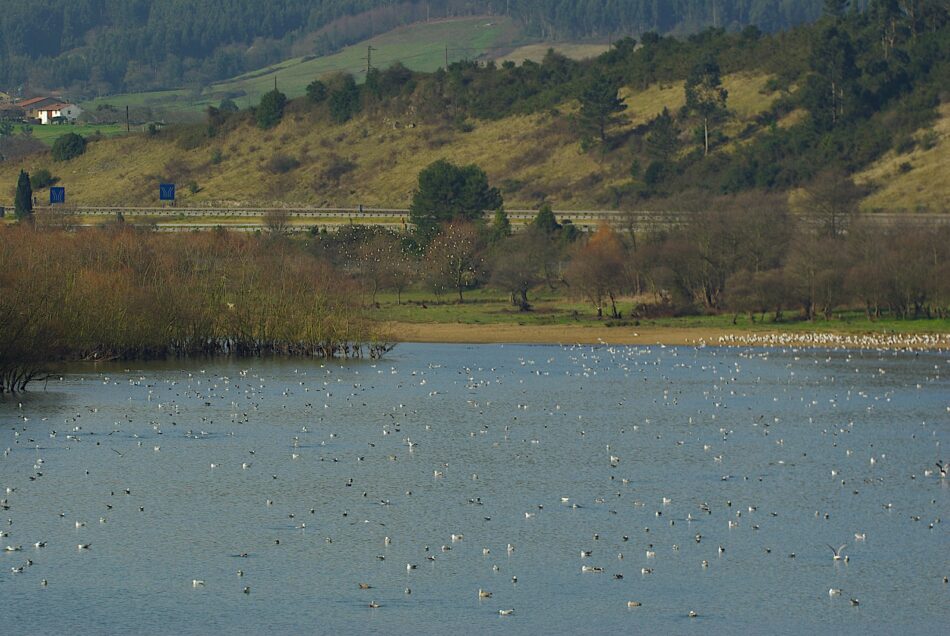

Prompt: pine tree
[
  {"left": 823, "top": 0, "right": 850, "bottom": 19},
  {"left": 256, "top": 89, "right": 287, "bottom": 129},
  {"left": 646, "top": 107, "right": 679, "bottom": 161},
  {"left": 490, "top": 206, "right": 512, "bottom": 241},
  {"left": 14, "top": 170, "right": 32, "bottom": 220},
  {"left": 684, "top": 56, "right": 728, "bottom": 156},
  {"left": 328, "top": 74, "right": 361, "bottom": 124},
  {"left": 804, "top": 25, "right": 859, "bottom": 129},
  {"left": 409, "top": 159, "right": 502, "bottom": 243},
  {"left": 578, "top": 70, "right": 627, "bottom": 142},
  {"left": 532, "top": 203, "right": 561, "bottom": 234}
]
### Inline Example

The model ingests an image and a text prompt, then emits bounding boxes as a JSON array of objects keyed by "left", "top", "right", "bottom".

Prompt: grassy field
[
  {"left": 83, "top": 17, "right": 528, "bottom": 116},
  {"left": 25, "top": 123, "right": 128, "bottom": 147},
  {"left": 499, "top": 42, "right": 611, "bottom": 64},
  {"left": 367, "top": 288, "right": 950, "bottom": 335},
  {"left": 856, "top": 101, "right": 950, "bottom": 213}
]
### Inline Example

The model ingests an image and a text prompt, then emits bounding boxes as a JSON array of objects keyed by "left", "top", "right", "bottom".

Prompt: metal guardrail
[{"left": 25, "top": 205, "right": 950, "bottom": 231}]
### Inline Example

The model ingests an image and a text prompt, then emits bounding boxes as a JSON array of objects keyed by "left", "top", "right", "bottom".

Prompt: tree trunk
[
  {"left": 703, "top": 116, "right": 709, "bottom": 155},
  {"left": 519, "top": 289, "right": 530, "bottom": 312}
]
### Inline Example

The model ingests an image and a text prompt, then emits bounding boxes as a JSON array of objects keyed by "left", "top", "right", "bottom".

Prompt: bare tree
[
  {"left": 424, "top": 221, "right": 484, "bottom": 303},
  {"left": 264, "top": 209, "right": 292, "bottom": 236},
  {"left": 565, "top": 224, "right": 628, "bottom": 318},
  {"left": 489, "top": 229, "right": 547, "bottom": 311},
  {"left": 797, "top": 169, "right": 866, "bottom": 239}
]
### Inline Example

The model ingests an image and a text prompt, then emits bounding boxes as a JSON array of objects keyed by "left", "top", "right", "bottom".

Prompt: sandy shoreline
[{"left": 384, "top": 322, "right": 950, "bottom": 350}]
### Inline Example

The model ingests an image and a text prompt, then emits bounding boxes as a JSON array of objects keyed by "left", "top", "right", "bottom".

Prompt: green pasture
[
  {"left": 83, "top": 17, "right": 526, "bottom": 116},
  {"left": 25, "top": 123, "right": 127, "bottom": 146},
  {"left": 369, "top": 288, "right": 950, "bottom": 333}
]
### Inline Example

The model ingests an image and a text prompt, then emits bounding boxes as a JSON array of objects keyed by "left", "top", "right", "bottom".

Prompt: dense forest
[{"left": 0, "top": 0, "right": 838, "bottom": 95}]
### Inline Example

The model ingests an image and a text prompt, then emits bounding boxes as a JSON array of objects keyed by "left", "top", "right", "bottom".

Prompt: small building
[
  {"left": 36, "top": 103, "right": 83, "bottom": 124},
  {"left": 16, "top": 96, "right": 83, "bottom": 124}
]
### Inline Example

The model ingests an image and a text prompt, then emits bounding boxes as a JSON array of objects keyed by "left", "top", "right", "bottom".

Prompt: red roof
[{"left": 17, "top": 96, "right": 54, "bottom": 107}]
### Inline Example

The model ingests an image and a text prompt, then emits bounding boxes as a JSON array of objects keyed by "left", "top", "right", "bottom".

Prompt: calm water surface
[{"left": 1, "top": 343, "right": 947, "bottom": 635}]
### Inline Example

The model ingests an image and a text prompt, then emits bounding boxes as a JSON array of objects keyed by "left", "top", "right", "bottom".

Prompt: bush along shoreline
[{"left": 0, "top": 225, "right": 393, "bottom": 393}]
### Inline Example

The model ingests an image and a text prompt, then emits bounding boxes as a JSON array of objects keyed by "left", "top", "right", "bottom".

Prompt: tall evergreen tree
[
  {"left": 646, "top": 107, "right": 679, "bottom": 161},
  {"left": 490, "top": 206, "right": 512, "bottom": 241},
  {"left": 256, "top": 89, "right": 287, "bottom": 129},
  {"left": 803, "top": 25, "right": 859, "bottom": 129},
  {"left": 328, "top": 73, "right": 361, "bottom": 124},
  {"left": 532, "top": 203, "right": 562, "bottom": 233},
  {"left": 824, "top": 0, "right": 850, "bottom": 19},
  {"left": 684, "top": 56, "right": 728, "bottom": 156},
  {"left": 409, "top": 159, "right": 502, "bottom": 242},
  {"left": 578, "top": 70, "right": 627, "bottom": 142},
  {"left": 14, "top": 170, "right": 33, "bottom": 220}
]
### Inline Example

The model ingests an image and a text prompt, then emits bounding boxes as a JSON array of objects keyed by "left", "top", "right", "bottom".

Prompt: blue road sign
[
  {"left": 49, "top": 187, "right": 65, "bottom": 204},
  {"left": 159, "top": 183, "right": 176, "bottom": 201}
]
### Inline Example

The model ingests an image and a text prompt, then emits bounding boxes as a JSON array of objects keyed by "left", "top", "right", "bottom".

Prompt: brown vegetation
[
  {"left": 331, "top": 193, "right": 950, "bottom": 325},
  {"left": 0, "top": 225, "right": 389, "bottom": 393}
]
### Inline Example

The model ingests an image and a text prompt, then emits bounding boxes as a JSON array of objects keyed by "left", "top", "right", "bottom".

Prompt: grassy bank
[{"left": 368, "top": 289, "right": 950, "bottom": 348}]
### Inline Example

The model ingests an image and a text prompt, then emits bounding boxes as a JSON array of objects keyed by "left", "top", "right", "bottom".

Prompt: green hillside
[
  {"left": 84, "top": 17, "right": 527, "bottom": 117},
  {"left": 2, "top": 1, "right": 834, "bottom": 97}
]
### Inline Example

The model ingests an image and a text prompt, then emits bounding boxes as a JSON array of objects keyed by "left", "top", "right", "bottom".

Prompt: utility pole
[
  {"left": 126, "top": 105, "right": 130, "bottom": 132},
  {"left": 365, "top": 46, "right": 377, "bottom": 74},
  {"left": 444, "top": 45, "right": 449, "bottom": 69}
]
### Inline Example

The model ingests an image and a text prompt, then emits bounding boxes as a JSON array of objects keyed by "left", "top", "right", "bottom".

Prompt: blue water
[{"left": 1, "top": 344, "right": 947, "bottom": 635}]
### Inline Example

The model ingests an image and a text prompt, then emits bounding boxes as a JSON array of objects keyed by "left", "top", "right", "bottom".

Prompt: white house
[{"left": 36, "top": 102, "right": 83, "bottom": 124}]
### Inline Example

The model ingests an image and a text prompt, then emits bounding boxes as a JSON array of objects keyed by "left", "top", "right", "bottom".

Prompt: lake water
[{"left": 1, "top": 343, "right": 947, "bottom": 635}]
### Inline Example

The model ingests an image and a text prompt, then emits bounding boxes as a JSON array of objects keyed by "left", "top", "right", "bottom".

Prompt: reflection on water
[{"left": 1, "top": 344, "right": 947, "bottom": 635}]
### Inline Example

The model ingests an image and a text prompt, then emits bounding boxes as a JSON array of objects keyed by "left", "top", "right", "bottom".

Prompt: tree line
[
  {"left": 305, "top": 158, "right": 950, "bottom": 323},
  {"left": 2, "top": 0, "right": 847, "bottom": 95},
  {"left": 0, "top": 225, "right": 390, "bottom": 393},
  {"left": 322, "top": 198, "right": 950, "bottom": 323}
]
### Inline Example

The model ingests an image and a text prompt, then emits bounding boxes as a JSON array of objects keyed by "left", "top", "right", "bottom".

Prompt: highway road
[{"left": 25, "top": 205, "right": 950, "bottom": 232}]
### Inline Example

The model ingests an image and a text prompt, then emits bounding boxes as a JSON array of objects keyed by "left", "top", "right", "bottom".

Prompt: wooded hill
[
  {"left": 4, "top": 4, "right": 948, "bottom": 213},
  {"left": 4, "top": 0, "right": 836, "bottom": 95}
]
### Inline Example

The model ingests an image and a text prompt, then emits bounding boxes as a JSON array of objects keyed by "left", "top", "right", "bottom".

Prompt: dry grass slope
[
  {"left": 20, "top": 72, "right": 939, "bottom": 212},
  {"left": 856, "top": 102, "right": 950, "bottom": 213}
]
